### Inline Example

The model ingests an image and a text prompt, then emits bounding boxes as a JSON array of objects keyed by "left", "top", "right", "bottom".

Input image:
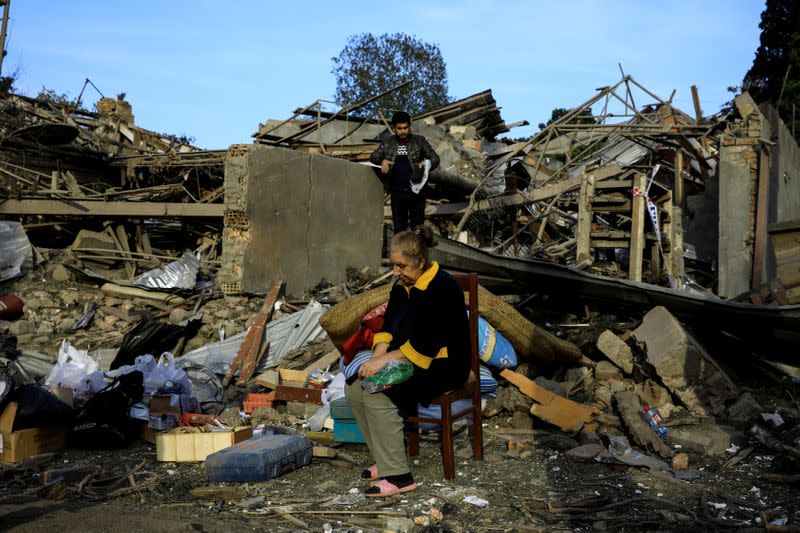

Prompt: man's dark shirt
[{"left": 389, "top": 139, "right": 412, "bottom": 191}]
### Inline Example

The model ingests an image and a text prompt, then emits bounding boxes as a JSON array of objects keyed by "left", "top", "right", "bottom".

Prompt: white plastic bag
[
  {"left": 144, "top": 352, "right": 192, "bottom": 396},
  {"left": 307, "top": 404, "right": 330, "bottom": 432},
  {"left": 45, "top": 340, "right": 100, "bottom": 396},
  {"left": 106, "top": 354, "right": 157, "bottom": 386},
  {"left": 321, "top": 372, "right": 346, "bottom": 405}
]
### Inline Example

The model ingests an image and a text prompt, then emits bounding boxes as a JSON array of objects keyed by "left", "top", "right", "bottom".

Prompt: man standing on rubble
[{"left": 370, "top": 111, "right": 440, "bottom": 233}]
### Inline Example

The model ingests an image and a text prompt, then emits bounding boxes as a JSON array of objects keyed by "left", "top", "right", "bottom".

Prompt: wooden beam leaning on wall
[{"left": 629, "top": 173, "right": 647, "bottom": 282}]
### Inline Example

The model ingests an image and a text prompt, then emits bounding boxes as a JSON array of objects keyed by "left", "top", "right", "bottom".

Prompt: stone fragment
[
  {"left": 52, "top": 264, "right": 71, "bottom": 282},
  {"left": 671, "top": 452, "right": 689, "bottom": 470},
  {"left": 534, "top": 376, "right": 568, "bottom": 397},
  {"left": 633, "top": 306, "right": 737, "bottom": 416},
  {"left": 563, "top": 366, "right": 593, "bottom": 394},
  {"left": 35, "top": 322, "right": 54, "bottom": 336},
  {"left": 578, "top": 430, "right": 603, "bottom": 446},
  {"left": 8, "top": 320, "right": 35, "bottom": 336},
  {"left": 507, "top": 438, "right": 532, "bottom": 454},
  {"left": 509, "top": 411, "right": 534, "bottom": 430},
  {"left": 596, "top": 330, "right": 634, "bottom": 374},
  {"left": 727, "top": 392, "right": 764, "bottom": 424},
  {"left": 593, "top": 385, "right": 613, "bottom": 408},
  {"left": 168, "top": 307, "right": 192, "bottom": 324},
  {"left": 636, "top": 379, "right": 672, "bottom": 409},
  {"left": 595, "top": 361, "right": 623, "bottom": 381},
  {"left": 565, "top": 443, "right": 605, "bottom": 461}
]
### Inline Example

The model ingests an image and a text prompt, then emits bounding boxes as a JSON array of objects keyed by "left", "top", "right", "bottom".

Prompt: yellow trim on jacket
[
  {"left": 400, "top": 340, "right": 448, "bottom": 370},
  {"left": 372, "top": 331, "right": 393, "bottom": 349},
  {"left": 414, "top": 261, "right": 438, "bottom": 291}
]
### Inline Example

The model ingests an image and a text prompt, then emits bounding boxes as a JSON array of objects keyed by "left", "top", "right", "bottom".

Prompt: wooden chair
[{"left": 404, "top": 272, "right": 484, "bottom": 480}]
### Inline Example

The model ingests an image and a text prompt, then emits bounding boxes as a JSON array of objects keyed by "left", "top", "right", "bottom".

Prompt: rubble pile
[{"left": 0, "top": 73, "right": 799, "bottom": 531}]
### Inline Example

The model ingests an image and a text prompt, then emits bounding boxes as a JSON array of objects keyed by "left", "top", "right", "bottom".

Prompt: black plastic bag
[
  {"left": 70, "top": 370, "right": 144, "bottom": 449},
  {"left": 10, "top": 384, "right": 74, "bottom": 430},
  {"left": 110, "top": 318, "right": 196, "bottom": 370}
]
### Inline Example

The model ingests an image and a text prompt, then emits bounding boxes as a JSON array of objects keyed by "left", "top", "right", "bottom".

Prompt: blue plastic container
[
  {"left": 330, "top": 397, "right": 365, "bottom": 443},
  {"left": 204, "top": 434, "right": 313, "bottom": 482}
]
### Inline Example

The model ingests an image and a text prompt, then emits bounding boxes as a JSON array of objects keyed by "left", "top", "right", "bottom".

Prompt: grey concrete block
[{"left": 596, "top": 330, "right": 633, "bottom": 374}]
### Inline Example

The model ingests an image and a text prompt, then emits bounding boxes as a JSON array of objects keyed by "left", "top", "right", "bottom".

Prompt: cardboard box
[
  {"left": 0, "top": 402, "right": 69, "bottom": 463},
  {"left": 156, "top": 426, "right": 253, "bottom": 462},
  {"left": 149, "top": 394, "right": 198, "bottom": 416}
]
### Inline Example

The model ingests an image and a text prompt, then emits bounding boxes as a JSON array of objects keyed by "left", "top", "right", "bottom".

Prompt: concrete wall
[
  {"left": 218, "top": 145, "right": 384, "bottom": 296},
  {"left": 762, "top": 105, "right": 800, "bottom": 284},
  {"left": 764, "top": 105, "right": 800, "bottom": 222}
]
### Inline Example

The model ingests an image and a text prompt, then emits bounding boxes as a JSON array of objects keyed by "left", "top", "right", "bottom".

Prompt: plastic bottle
[{"left": 642, "top": 404, "right": 668, "bottom": 437}]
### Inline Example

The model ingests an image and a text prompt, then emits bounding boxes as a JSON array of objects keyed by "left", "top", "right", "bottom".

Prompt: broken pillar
[
  {"left": 218, "top": 144, "right": 384, "bottom": 296},
  {"left": 632, "top": 306, "right": 737, "bottom": 416},
  {"left": 718, "top": 93, "right": 764, "bottom": 298}
]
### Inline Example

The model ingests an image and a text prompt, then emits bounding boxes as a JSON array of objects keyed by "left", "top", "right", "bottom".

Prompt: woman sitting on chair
[{"left": 344, "top": 225, "right": 470, "bottom": 497}]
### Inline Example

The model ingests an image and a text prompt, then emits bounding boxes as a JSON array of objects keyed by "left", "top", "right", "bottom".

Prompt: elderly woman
[{"left": 344, "top": 226, "right": 470, "bottom": 497}]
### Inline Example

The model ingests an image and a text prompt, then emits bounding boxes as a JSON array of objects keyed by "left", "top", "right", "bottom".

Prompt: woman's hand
[{"left": 358, "top": 354, "right": 389, "bottom": 378}]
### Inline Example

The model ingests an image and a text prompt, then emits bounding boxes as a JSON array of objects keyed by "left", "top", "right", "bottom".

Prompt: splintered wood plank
[
  {"left": 302, "top": 349, "right": 341, "bottom": 373},
  {"left": 274, "top": 385, "right": 322, "bottom": 404},
  {"left": 233, "top": 280, "right": 284, "bottom": 386},
  {"left": 500, "top": 369, "right": 597, "bottom": 432}
]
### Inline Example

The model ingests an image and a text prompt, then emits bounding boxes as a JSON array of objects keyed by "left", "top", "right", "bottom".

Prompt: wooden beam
[
  {"left": 0, "top": 199, "right": 225, "bottom": 217},
  {"left": 575, "top": 174, "right": 596, "bottom": 265},
  {"left": 629, "top": 173, "right": 646, "bottom": 282},
  {"left": 670, "top": 206, "right": 685, "bottom": 288},
  {"left": 752, "top": 149, "right": 771, "bottom": 290},
  {"left": 450, "top": 163, "right": 623, "bottom": 216},
  {"left": 673, "top": 149, "right": 684, "bottom": 207}
]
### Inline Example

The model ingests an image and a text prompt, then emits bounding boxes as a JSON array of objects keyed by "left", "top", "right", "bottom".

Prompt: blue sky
[{"left": 4, "top": 1, "right": 764, "bottom": 149}]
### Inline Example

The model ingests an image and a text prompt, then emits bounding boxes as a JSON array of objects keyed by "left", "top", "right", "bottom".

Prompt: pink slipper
[
  {"left": 360, "top": 464, "right": 379, "bottom": 481},
  {"left": 364, "top": 479, "right": 418, "bottom": 497}
]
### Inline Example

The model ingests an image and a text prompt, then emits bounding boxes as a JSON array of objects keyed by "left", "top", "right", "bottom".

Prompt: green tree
[
  {"left": 742, "top": 0, "right": 800, "bottom": 140},
  {"left": 538, "top": 107, "right": 595, "bottom": 130},
  {"left": 331, "top": 33, "right": 450, "bottom": 116}
]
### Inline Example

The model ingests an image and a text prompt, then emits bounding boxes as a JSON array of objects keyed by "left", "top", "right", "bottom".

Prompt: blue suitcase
[{"left": 204, "top": 434, "right": 313, "bottom": 482}]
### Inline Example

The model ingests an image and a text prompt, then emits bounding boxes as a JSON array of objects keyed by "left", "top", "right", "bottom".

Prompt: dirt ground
[
  {"left": 2, "top": 420, "right": 799, "bottom": 533},
  {"left": 2, "top": 254, "right": 800, "bottom": 532}
]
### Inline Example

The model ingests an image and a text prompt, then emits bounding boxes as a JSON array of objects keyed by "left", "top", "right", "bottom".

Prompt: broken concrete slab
[
  {"left": 667, "top": 423, "right": 736, "bottom": 457},
  {"left": 596, "top": 330, "right": 633, "bottom": 374},
  {"left": 613, "top": 390, "right": 674, "bottom": 459},
  {"left": 632, "top": 306, "right": 737, "bottom": 416}
]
